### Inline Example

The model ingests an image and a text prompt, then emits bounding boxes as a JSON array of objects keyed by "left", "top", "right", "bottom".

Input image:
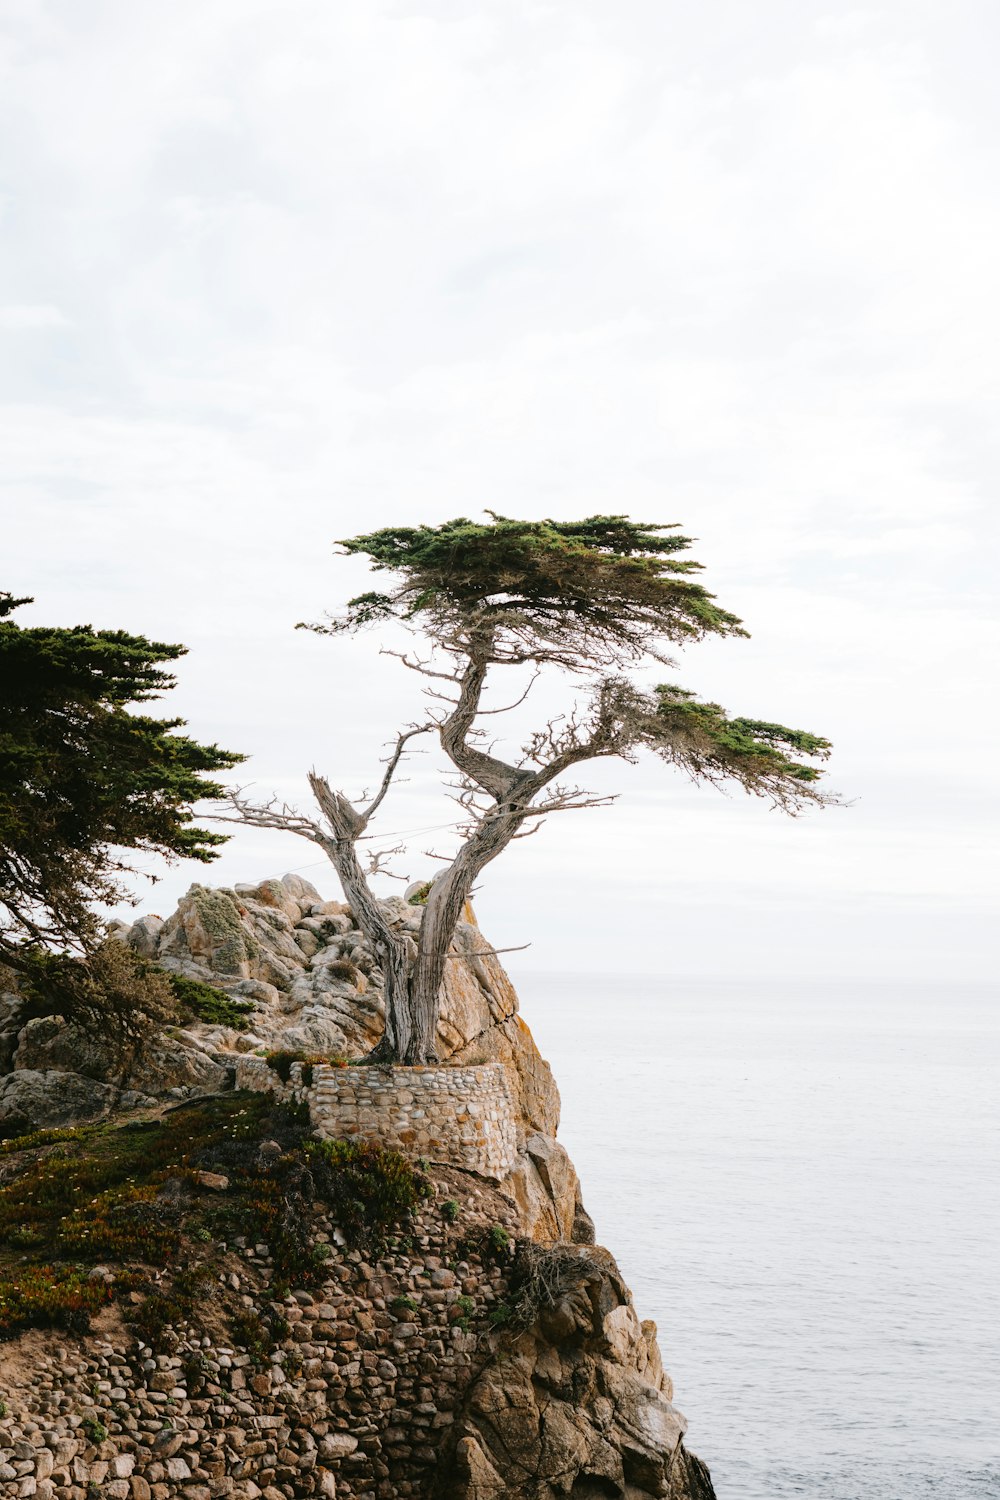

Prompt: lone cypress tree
[
  {"left": 228, "top": 515, "right": 834, "bottom": 1062},
  {"left": 0, "top": 592, "right": 242, "bottom": 1025}
]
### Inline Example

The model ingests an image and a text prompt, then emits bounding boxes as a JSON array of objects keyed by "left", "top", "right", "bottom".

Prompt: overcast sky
[{"left": 2, "top": 1, "right": 997, "bottom": 985}]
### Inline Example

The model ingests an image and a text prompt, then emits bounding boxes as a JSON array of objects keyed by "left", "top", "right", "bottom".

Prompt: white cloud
[
  {"left": 1, "top": 0, "right": 996, "bottom": 979},
  {"left": 0, "top": 303, "right": 69, "bottom": 327}
]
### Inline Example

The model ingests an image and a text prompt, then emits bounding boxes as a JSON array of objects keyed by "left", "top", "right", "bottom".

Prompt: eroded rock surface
[
  {"left": 3, "top": 874, "right": 582, "bottom": 1233},
  {"left": 0, "top": 874, "right": 716, "bottom": 1498},
  {"left": 440, "top": 1246, "right": 714, "bottom": 1500}
]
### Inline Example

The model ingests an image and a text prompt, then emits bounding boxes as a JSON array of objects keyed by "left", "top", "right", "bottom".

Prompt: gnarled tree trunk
[{"left": 406, "top": 807, "right": 521, "bottom": 1063}]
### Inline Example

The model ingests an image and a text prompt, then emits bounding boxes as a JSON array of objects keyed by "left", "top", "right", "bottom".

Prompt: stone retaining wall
[
  {"left": 232, "top": 1059, "right": 519, "bottom": 1181},
  {"left": 309, "top": 1063, "right": 518, "bottom": 1181},
  {"left": 0, "top": 1168, "right": 522, "bottom": 1500}
]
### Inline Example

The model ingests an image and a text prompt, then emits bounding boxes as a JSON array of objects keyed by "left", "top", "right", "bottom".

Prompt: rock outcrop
[
  {"left": 0, "top": 874, "right": 715, "bottom": 1499},
  {"left": 441, "top": 1245, "right": 718, "bottom": 1500},
  {"left": 0, "top": 874, "right": 587, "bottom": 1242}
]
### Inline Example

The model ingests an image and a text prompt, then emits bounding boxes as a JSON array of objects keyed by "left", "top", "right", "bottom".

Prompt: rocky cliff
[{"left": 0, "top": 875, "right": 716, "bottom": 1500}]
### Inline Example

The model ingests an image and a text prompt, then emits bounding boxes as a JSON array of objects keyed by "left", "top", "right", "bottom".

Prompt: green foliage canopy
[
  {"left": 0, "top": 592, "right": 243, "bottom": 982},
  {"left": 320, "top": 513, "right": 748, "bottom": 666},
  {"left": 315, "top": 514, "right": 832, "bottom": 808}
]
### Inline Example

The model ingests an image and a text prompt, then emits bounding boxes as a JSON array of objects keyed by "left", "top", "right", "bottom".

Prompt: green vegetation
[
  {"left": 132, "top": 1265, "right": 212, "bottom": 1350},
  {"left": 185, "top": 886, "right": 258, "bottom": 975},
  {"left": 487, "top": 1224, "right": 511, "bottom": 1257},
  {"left": 487, "top": 1300, "right": 513, "bottom": 1329},
  {"left": 0, "top": 1094, "right": 276, "bottom": 1264},
  {"left": 390, "top": 1293, "right": 418, "bottom": 1316},
  {"left": 454, "top": 1293, "right": 476, "bottom": 1331},
  {"left": 441, "top": 1197, "right": 460, "bottom": 1223},
  {"left": 0, "top": 591, "right": 241, "bottom": 1029},
  {"left": 0, "top": 1265, "right": 114, "bottom": 1336},
  {"left": 168, "top": 973, "right": 255, "bottom": 1031},
  {"left": 305, "top": 1137, "right": 431, "bottom": 1250},
  {"left": 0, "top": 1092, "right": 434, "bottom": 1343}
]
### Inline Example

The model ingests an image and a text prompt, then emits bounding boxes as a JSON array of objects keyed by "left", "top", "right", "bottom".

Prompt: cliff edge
[{"left": 0, "top": 874, "right": 716, "bottom": 1500}]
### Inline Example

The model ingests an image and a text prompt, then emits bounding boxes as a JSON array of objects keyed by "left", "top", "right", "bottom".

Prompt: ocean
[{"left": 514, "top": 974, "right": 1000, "bottom": 1500}]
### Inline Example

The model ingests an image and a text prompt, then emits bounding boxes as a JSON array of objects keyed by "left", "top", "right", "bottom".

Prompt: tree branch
[{"left": 360, "top": 724, "right": 434, "bottom": 828}]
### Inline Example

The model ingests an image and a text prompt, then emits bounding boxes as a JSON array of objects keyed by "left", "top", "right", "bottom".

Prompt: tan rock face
[
  {"left": 437, "top": 1246, "right": 713, "bottom": 1500},
  {"left": 0, "top": 872, "right": 717, "bottom": 1500}
]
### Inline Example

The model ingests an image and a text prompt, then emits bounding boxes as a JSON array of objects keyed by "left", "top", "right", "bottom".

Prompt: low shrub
[
  {"left": 168, "top": 974, "right": 255, "bottom": 1031},
  {"left": 131, "top": 1264, "right": 211, "bottom": 1351},
  {"left": 441, "top": 1198, "right": 460, "bottom": 1224},
  {"left": 323, "top": 957, "right": 361, "bottom": 985},
  {"left": 229, "top": 1308, "right": 274, "bottom": 1365},
  {"left": 305, "top": 1137, "right": 431, "bottom": 1249}
]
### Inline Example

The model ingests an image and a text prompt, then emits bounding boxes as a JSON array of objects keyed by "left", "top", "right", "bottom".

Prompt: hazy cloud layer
[{"left": 2, "top": 1, "right": 997, "bottom": 981}]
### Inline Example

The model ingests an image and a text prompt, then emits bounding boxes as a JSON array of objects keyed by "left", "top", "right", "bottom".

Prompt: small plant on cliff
[
  {"left": 168, "top": 974, "right": 254, "bottom": 1031},
  {"left": 81, "top": 1415, "right": 108, "bottom": 1444},
  {"left": 305, "top": 1137, "right": 431, "bottom": 1249},
  {"left": 454, "top": 1293, "right": 476, "bottom": 1331},
  {"left": 486, "top": 1224, "right": 512, "bottom": 1258},
  {"left": 441, "top": 1197, "right": 460, "bottom": 1223},
  {"left": 222, "top": 515, "right": 837, "bottom": 1062}
]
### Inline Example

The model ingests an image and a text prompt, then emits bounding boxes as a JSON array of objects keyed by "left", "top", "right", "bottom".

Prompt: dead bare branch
[
  {"left": 474, "top": 667, "right": 542, "bottom": 717},
  {"left": 380, "top": 647, "right": 460, "bottom": 683},
  {"left": 360, "top": 723, "right": 434, "bottom": 827},
  {"left": 444, "top": 942, "right": 532, "bottom": 959}
]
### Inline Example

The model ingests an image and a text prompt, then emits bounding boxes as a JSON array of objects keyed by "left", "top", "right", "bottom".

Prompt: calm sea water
[{"left": 514, "top": 974, "right": 1000, "bottom": 1500}]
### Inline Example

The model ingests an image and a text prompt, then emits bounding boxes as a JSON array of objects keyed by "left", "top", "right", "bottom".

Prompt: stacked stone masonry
[
  {"left": 308, "top": 1063, "right": 519, "bottom": 1181},
  {"left": 0, "top": 1173, "right": 520, "bottom": 1500},
  {"left": 231, "top": 1059, "right": 520, "bottom": 1182}
]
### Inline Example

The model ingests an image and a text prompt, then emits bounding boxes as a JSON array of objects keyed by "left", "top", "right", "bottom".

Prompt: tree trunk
[
  {"left": 316, "top": 832, "right": 412, "bottom": 1062},
  {"left": 405, "top": 810, "right": 520, "bottom": 1063}
]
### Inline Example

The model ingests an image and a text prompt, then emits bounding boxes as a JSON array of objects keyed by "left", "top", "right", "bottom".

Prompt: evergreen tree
[
  {"left": 0, "top": 592, "right": 242, "bottom": 1026},
  {"left": 230, "top": 515, "right": 834, "bottom": 1062}
]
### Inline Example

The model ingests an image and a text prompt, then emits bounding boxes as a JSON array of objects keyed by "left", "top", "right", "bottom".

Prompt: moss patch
[{"left": 188, "top": 885, "right": 259, "bottom": 974}]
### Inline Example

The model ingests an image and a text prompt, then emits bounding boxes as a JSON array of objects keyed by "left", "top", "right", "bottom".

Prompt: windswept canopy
[{"left": 318, "top": 513, "right": 748, "bottom": 666}]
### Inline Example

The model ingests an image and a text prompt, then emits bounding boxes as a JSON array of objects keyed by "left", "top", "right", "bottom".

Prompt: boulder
[
  {"left": 0, "top": 1069, "right": 151, "bottom": 1134},
  {"left": 502, "top": 1133, "right": 593, "bottom": 1245},
  {"left": 12, "top": 1015, "right": 229, "bottom": 1098},
  {"left": 158, "top": 885, "right": 260, "bottom": 978},
  {"left": 126, "top": 914, "right": 164, "bottom": 960}
]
